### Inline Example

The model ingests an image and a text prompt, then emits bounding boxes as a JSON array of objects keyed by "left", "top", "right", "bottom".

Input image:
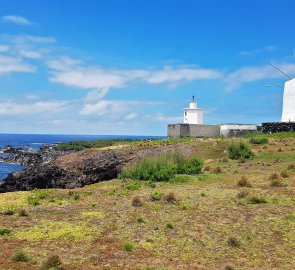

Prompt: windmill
[{"left": 265, "top": 60, "right": 295, "bottom": 122}]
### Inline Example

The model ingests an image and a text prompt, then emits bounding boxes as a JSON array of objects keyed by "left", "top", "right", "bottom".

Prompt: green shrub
[
  {"left": 150, "top": 191, "right": 163, "bottom": 201},
  {"left": 120, "top": 152, "right": 203, "bottom": 182},
  {"left": 228, "top": 142, "right": 253, "bottom": 160},
  {"left": 0, "top": 228, "right": 11, "bottom": 236},
  {"left": 27, "top": 196, "right": 40, "bottom": 206},
  {"left": 166, "top": 223, "right": 174, "bottom": 229},
  {"left": 42, "top": 254, "right": 64, "bottom": 270},
  {"left": 124, "top": 242, "right": 136, "bottom": 251},
  {"left": 2, "top": 207, "right": 15, "bottom": 215},
  {"left": 137, "top": 216, "right": 145, "bottom": 223},
  {"left": 123, "top": 182, "right": 141, "bottom": 191},
  {"left": 227, "top": 237, "right": 241, "bottom": 248},
  {"left": 249, "top": 137, "right": 268, "bottom": 144},
  {"left": 11, "top": 250, "right": 30, "bottom": 262},
  {"left": 248, "top": 195, "right": 267, "bottom": 204}
]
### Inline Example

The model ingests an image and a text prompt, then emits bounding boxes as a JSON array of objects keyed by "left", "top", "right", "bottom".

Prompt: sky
[{"left": 0, "top": 0, "right": 295, "bottom": 135}]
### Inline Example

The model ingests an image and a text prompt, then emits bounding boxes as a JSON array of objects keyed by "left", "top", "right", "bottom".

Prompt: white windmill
[{"left": 266, "top": 61, "right": 295, "bottom": 122}]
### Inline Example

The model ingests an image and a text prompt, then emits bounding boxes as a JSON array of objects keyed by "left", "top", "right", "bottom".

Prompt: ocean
[{"left": 0, "top": 134, "right": 165, "bottom": 180}]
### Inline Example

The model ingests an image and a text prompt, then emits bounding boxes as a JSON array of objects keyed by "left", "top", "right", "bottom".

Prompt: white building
[
  {"left": 183, "top": 96, "right": 204, "bottom": 124},
  {"left": 281, "top": 78, "right": 295, "bottom": 122}
]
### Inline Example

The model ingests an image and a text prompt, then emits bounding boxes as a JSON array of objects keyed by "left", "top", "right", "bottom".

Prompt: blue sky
[{"left": 0, "top": 0, "right": 295, "bottom": 135}]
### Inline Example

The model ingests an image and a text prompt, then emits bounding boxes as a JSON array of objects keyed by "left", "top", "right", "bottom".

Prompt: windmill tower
[{"left": 267, "top": 62, "right": 295, "bottom": 122}]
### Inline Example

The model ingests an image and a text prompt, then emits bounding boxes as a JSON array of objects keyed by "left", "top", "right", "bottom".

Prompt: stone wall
[
  {"left": 262, "top": 122, "right": 295, "bottom": 133},
  {"left": 220, "top": 124, "right": 257, "bottom": 137},
  {"left": 167, "top": 124, "right": 220, "bottom": 138}
]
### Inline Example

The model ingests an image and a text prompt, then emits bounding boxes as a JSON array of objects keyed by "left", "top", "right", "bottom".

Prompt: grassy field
[{"left": 1, "top": 136, "right": 295, "bottom": 269}]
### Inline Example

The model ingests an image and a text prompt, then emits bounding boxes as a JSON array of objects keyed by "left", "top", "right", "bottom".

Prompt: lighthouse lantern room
[{"left": 183, "top": 95, "right": 204, "bottom": 124}]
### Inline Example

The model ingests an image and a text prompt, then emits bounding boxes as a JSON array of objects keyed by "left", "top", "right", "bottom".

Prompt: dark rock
[{"left": 262, "top": 122, "right": 295, "bottom": 133}]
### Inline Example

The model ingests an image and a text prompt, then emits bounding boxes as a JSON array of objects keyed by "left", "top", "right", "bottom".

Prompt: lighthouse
[{"left": 183, "top": 95, "right": 204, "bottom": 124}]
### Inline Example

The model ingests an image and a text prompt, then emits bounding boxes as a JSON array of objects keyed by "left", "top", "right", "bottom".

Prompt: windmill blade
[
  {"left": 265, "top": 83, "right": 283, "bottom": 87},
  {"left": 268, "top": 61, "right": 292, "bottom": 80}
]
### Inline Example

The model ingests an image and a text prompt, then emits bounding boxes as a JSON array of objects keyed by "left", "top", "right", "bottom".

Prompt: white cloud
[
  {"left": 238, "top": 45, "right": 277, "bottom": 56},
  {"left": 80, "top": 99, "right": 163, "bottom": 116},
  {"left": 48, "top": 57, "right": 222, "bottom": 92},
  {"left": 125, "top": 113, "right": 138, "bottom": 120},
  {"left": 0, "top": 100, "right": 68, "bottom": 116},
  {"left": 19, "top": 49, "right": 42, "bottom": 59},
  {"left": 225, "top": 63, "right": 295, "bottom": 92},
  {"left": 0, "top": 55, "right": 35, "bottom": 74},
  {"left": 12, "top": 35, "right": 56, "bottom": 44},
  {"left": 2, "top": 15, "right": 31, "bottom": 26},
  {"left": 0, "top": 45, "right": 10, "bottom": 52},
  {"left": 145, "top": 66, "right": 222, "bottom": 84}
]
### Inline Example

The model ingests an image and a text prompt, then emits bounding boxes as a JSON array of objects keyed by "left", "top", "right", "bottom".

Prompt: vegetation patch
[
  {"left": 11, "top": 250, "right": 30, "bottom": 262},
  {"left": 124, "top": 242, "right": 136, "bottom": 251},
  {"left": 249, "top": 137, "right": 268, "bottom": 145},
  {"left": 120, "top": 152, "right": 203, "bottom": 181},
  {"left": 15, "top": 221, "right": 99, "bottom": 241},
  {"left": 228, "top": 142, "right": 253, "bottom": 160},
  {"left": 0, "top": 228, "right": 11, "bottom": 236},
  {"left": 237, "top": 176, "right": 252, "bottom": 187},
  {"left": 41, "top": 254, "right": 64, "bottom": 270}
]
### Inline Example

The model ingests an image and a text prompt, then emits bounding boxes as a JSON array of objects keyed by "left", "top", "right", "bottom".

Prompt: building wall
[
  {"left": 220, "top": 124, "right": 257, "bottom": 137},
  {"left": 168, "top": 124, "right": 257, "bottom": 138},
  {"left": 282, "top": 78, "right": 295, "bottom": 122},
  {"left": 167, "top": 124, "right": 220, "bottom": 138}
]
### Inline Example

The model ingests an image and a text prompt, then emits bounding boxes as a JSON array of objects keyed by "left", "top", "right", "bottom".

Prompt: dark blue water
[{"left": 0, "top": 134, "right": 165, "bottom": 180}]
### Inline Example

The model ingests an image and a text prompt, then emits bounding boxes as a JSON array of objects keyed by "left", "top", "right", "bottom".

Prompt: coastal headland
[{"left": 0, "top": 134, "right": 294, "bottom": 269}]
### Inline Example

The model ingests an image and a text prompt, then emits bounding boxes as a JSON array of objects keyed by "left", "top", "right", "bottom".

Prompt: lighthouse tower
[{"left": 183, "top": 95, "right": 204, "bottom": 124}]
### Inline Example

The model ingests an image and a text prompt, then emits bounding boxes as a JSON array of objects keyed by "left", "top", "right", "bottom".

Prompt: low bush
[
  {"left": 137, "top": 216, "right": 145, "bottom": 223},
  {"left": 228, "top": 142, "right": 253, "bottom": 160},
  {"left": 11, "top": 250, "right": 30, "bottom": 262},
  {"left": 132, "top": 196, "right": 143, "bottom": 207},
  {"left": 227, "top": 237, "right": 241, "bottom": 248},
  {"left": 124, "top": 182, "right": 141, "bottom": 191},
  {"left": 27, "top": 196, "right": 40, "bottom": 206},
  {"left": 42, "top": 254, "right": 64, "bottom": 270},
  {"left": 280, "top": 171, "right": 289, "bottom": 178},
  {"left": 237, "top": 190, "right": 249, "bottom": 199},
  {"left": 150, "top": 191, "right": 163, "bottom": 201},
  {"left": 120, "top": 152, "right": 203, "bottom": 182},
  {"left": 163, "top": 192, "right": 177, "bottom": 204},
  {"left": 248, "top": 195, "right": 267, "bottom": 204},
  {"left": 270, "top": 179, "right": 287, "bottom": 187},
  {"left": 0, "top": 228, "right": 11, "bottom": 236},
  {"left": 203, "top": 165, "right": 212, "bottom": 172},
  {"left": 287, "top": 164, "right": 295, "bottom": 170},
  {"left": 249, "top": 137, "right": 268, "bottom": 144},
  {"left": 17, "top": 208, "right": 28, "bottom": 217},
  {"left": 2, "top": 207, "right": 15, "bottom": 215},
  {"left": 268, "top": 173, "right": 281, "bottom": 181},
  {"left": 166, "top": 222, "right": 174, "bottom": 229},
  {"left": 124, "top": 242, "right": 136, "bottom": 251},
  {"left": 237, "top": 176, "right": 252, "bottom": 187},
  {"left": 213, "top": 166, "right": 222, "bottom": 174}
]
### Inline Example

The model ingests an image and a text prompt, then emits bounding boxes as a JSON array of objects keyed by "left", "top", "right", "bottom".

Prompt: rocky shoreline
[{"left": 0, "top": 142, "right": 197, "bottom": 193}]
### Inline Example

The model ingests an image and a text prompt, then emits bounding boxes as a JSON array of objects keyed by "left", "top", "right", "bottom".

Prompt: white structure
[
  {"left": 220, "top": 124, "right": 257, "bottom": 137},
  {"left": 281, "top": 78, "right": 295, "bottom": 122},
  {"left": 183, "top": 96, "right": 204, "bottom": 124}
]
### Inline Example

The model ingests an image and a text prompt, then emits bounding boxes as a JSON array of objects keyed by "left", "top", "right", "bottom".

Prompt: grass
[
  {"left": 11, "top": 250, "right": 30, "bottom": 262},
  {"left": 124, "top": 242, "right": 136, "bottom": 251},
  {"left": 0, "top": 136, "right": 295, "bottom": 269}
]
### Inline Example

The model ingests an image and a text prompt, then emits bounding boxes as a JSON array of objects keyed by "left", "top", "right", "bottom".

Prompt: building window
[{"left": 185, "top": 112, "right": 187, "bottom": 116}]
